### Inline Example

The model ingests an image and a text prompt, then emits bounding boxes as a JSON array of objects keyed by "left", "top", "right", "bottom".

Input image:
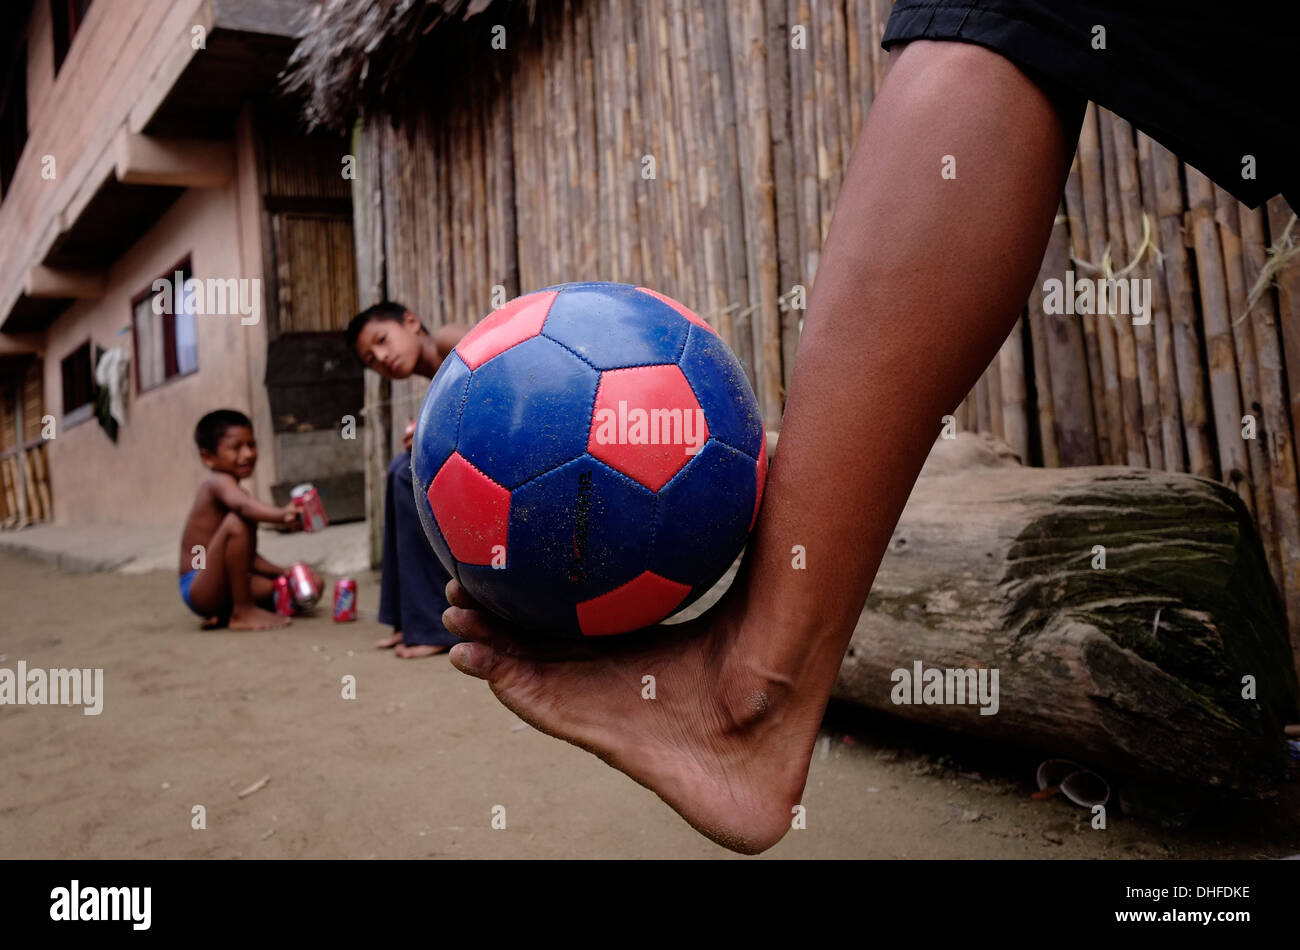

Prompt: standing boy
[{"left": 346, "top": 303, "right": 469, "bottom": 657}]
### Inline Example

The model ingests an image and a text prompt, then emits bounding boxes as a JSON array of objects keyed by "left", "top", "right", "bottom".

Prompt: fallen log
[{"left": 831, "top": 433, "right": 1299, "bottom": 794}]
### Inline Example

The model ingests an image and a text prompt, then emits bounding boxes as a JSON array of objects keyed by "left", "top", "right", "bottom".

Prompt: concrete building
[{"left": 0, "top": 0, "right": 364, "bottom": 530}]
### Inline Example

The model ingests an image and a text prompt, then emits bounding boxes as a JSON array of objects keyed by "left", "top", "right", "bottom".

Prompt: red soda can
[
  {"left": 333, "top": 578, "right": 357, "bottom": 622},
  {"left": 290, "top": 483, "right": 329, "bottom": 533},
  {"left": 273, "top": 575, "right": 295, "bottom": 616},
  {"left": 288, "top": 562, "right": 321, "bottom": 610}
]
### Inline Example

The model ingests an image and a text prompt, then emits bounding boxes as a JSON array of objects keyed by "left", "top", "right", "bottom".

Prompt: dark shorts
[{"left": 882, "top": 0, "right": 1300, "bottom": 209}]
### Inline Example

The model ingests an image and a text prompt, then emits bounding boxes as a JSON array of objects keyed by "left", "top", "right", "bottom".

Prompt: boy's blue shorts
[{"left": 179, "top": 569, "right": 203, "bottom": 616}]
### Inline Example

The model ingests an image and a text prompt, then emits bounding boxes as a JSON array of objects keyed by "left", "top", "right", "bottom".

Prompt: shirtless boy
[{"left": 179, "top": 409, "right": 300, "bottom": 630}]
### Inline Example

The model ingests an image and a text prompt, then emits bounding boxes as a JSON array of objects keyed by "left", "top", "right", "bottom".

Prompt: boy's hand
[
  {"left": 280, "top": 504, "right": 302, "bottom": 529},
  {"left": 402, "top": 419, "right": 416, "bottom": 452}
]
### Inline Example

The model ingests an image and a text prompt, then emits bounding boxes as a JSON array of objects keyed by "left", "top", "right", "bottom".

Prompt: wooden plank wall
[{"left": 365, "top": 0, "right": 1300, "bottom": 632}]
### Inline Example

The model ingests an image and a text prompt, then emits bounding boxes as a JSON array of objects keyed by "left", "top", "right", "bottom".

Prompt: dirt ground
[{"left": 1, "top": 550, "right": 1297, "bottom": 859}]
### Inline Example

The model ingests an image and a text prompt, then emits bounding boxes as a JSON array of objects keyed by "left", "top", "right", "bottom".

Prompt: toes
[
  {"left": 448, "top": 642, "right": 505, "bottom": 680},
  {"left": 445, "top": 578, "right": 483, "bottom": 611},
  {"left": 442, "top": 605, "right": 518, "bottom": 648}
]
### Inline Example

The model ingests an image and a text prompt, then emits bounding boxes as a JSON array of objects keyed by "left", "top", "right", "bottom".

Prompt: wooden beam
[
  {"left": 114, "top": 131, "right": 234, "bottom": 188},
  {"left": 23, "top": 266, "right": 106, "bottom": 300},
  {"left": 0, "top": 333, "right": 44, "bottom": 356}
]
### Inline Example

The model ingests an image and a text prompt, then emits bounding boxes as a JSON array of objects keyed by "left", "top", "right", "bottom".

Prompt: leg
[
  {"left": 250, "top": 575, "right": 277, "bottom": 608},
  {"left": 445, "top": 40, "right": 1081, "bottom": 853},
  {"left": 388, "top": 451, "right": 460, "bottom": 658},
  {"left": 376, "top": 453, "right": 408, "bottom": 649},
  {"left": 188, "top": 512, "right": 290, "bottom": 630}
]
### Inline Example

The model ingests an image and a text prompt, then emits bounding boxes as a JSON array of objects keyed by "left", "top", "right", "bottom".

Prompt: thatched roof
[{"left": 282, "top": 0, "right": 534, "bottom": 131}]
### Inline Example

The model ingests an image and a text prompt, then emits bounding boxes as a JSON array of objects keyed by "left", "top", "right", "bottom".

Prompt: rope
[
  {"left": 1069, "top": 211, "right": 1160, "bottom": 280},
  {"left": 1234, "top": 213, "right": 1299, "bottom": 327}
]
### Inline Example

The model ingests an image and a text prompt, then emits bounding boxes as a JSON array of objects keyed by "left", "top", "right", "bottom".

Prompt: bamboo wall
[
  {"left": 0, "top": 359, "right": 53, "bottom": 527},
  {"left": 357, "top": 0, "right": 1300, "bottom": 635}
]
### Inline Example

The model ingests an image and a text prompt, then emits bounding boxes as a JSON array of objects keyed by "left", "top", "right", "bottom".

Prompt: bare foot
[
  {"left": 228, "top": 606, "right": 292, "bottom": 631},
  {"left": 394, "top": 643, "right": 451, "bottom": 658},
  {"left": 200, "top": 616, "right": 228, "bottom": 630},
  {"left": 376, "top": 631, "right": 404, "bottom": 649},
  {"left": 442, "top": 578, "right": 823, "bottom": 854}
]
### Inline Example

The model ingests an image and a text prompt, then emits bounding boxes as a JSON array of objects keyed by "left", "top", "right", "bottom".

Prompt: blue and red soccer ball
[{"left": 411, "top": 281, "right": 767, "bottom": 637}]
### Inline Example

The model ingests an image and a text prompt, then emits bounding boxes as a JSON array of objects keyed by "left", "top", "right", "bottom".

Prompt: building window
[
  {"left": 132, "top": 260, "right": 199, "bottom": 392},
  {"left": 52, "top": 0, "right": 95, "bottom": 75},
  {"left": 0, "top": 48, "right": 26, "bottom": 200},
  {"left": 60, "top": 340, "right": 93, "bottom": 420}
]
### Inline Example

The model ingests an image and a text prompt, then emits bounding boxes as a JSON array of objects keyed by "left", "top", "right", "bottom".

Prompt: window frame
[
  {"left": 59, "top": 338, "right": 94, "bottom": 428},
  {"left": 131, "top": 255, "right": 199, "bottom": 396}
]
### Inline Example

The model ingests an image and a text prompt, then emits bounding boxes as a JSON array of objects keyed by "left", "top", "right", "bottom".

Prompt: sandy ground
[{"left": 1, "top": 550, "right": 1297, "bottom": 859}]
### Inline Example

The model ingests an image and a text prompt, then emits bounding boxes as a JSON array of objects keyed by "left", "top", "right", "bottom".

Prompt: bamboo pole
[
  {"left": 986, "top": 354, "right": 1005, "bottom": 442},
  {"left": 1098, "top": 109, "right": 1147, "bottom": 468},
  {"left": 1243, "top": 204, "right": 1300, "bottom": 658},
  {"left": 35, "top": 443, "right": 52, "bottom": 519},
  {"left": 1150, "top": 140, "right": 1215, "bottom": 478},
  {"left": 1025, "top": 297, "right": 1061, "bottom": 467},
  {"left": 999, "top": 317, "right": 1030, "bottom": 462},
  {"left": 0, "top": 455, "right": 12, "bottom": 527},
  {"left": 845, "top": 0, "right": 864, "bottom": 141},
  {"left": 953, "top": 394, "right": 969, "bottom": 433},
  {"left": 4, "top": 455, "right": 20, "bottom": 527},
  {"left": 728, "top": 0, "right": 784, "bottom": 427},
  {"left": 1063, "top": 155, "right": 1110, "bottom": 464},
  {"left": 829, "top": 0, "right": 851, "bottom": 181},
  {"left": 868, "top": 0, "right": 886, "bottom": 94},
  {"left": 353, "top": 115, "right": 389, "bottom": 567},
  {"left": 498, "top": 55, "right": 520, "bottom": 296},
  {"left": 671, "top": 0, "right": 703, "bottom": 303},
  {"left": 642, "top": 0, "right": 668, "bottom": 289},
  {"left": 657, "top": 1, "right": 689, "bottom": 294},
  {"left": 557, "top": 2, "right": 579, "bottom": 281},
  {"left": 1136, "top": 130, "right": 1185, "bottom": 472},
  {"left": 474, "top": 78, "right": 492, "bottom": 311},
  {"left": 1077, "top": 104, "right": 1126, "bottom": 466},
  {"left": 688, "top": 0, "right": 724, "bottom": 330},
  {"left": 1216, "top": 189, "right": 1279, "bottom": 586},
  {"left": 1185, "top": 166, "right": 1252, "bottom": 509},
  {"left": 813, "top": 0, "right": 842, "bottom": 248},
  {"left": 593, "top": 0, "right": 613, "bottom": 280},
  {"left": 615, "top": 0, "right": 640, "bottom": 282},
  {"left": 1266, "top": 197, "right": 1300, "bottom": 460},
  {"left": 790, "top": 0, "right": 821, "bottom": 284},
  {"left": 1032, "top": 206, "right": 1094, "bottom": 465},
  {"left": 710, "top": 0, "right": 748, "bottom": 351},
  {"left": 975, "top": 374, "right": 991, "bottom": 434},
  {"left": 765, "top": 0, "right": 801, "bottom": 397},
  {"left": 1106, "top": 111, "right": 1163, "bottom": 469},
  {"left": 22, "top": 447, "right": 40, "bottom": 522}
]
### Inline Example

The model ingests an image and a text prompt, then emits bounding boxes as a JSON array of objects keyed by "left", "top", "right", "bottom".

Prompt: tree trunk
[{"left": 832, "top": 433, "right": 1298, "bottom": 794}]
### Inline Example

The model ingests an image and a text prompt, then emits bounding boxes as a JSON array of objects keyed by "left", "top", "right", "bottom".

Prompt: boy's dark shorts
[{"left": 882, "top": 0, "right": 1300, "bottom": 210}]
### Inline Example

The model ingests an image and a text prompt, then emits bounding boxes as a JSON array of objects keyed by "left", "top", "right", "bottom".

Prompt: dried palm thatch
[{"left": 282, "top": 0, "right": 536, "bottom": 131}]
